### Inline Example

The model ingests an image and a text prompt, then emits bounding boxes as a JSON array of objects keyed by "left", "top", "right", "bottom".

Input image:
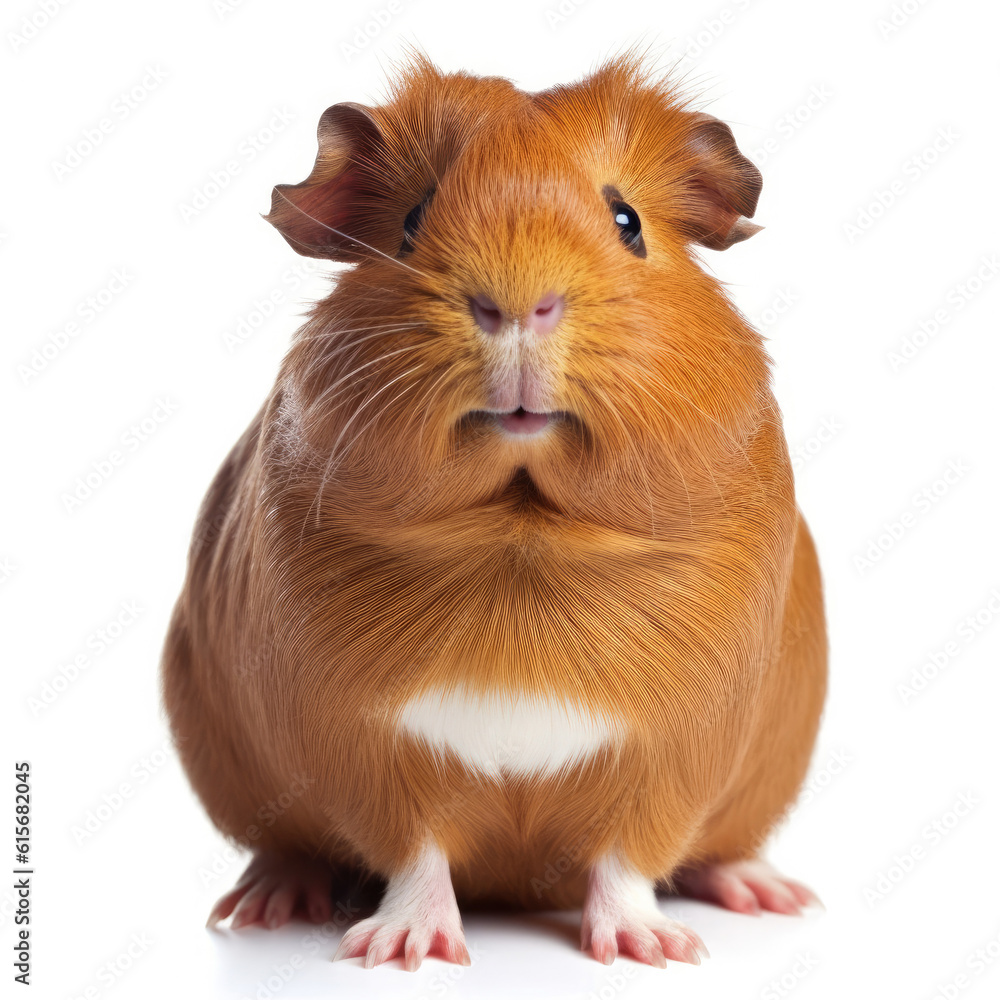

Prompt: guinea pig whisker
[
  {"left": 574, "top": 377, "right": 678, "bottom": 531},
  {"left": 330, "top": 376, "right": 425, "bottom": 477},
  {"left": 309, "top": 344, "right": 428, "bottom": 414},
  {"left": 296, "top": 327, "right": 426, "bottom": 393},
  {"left": 272, "top": 188, "right": 429, "bottom": 279},
  {"left": 612, "top": 368, "right": 732, "bottom": 506},
  {"left": 319, "top": 332, "right": 425, "bottom": 362},
  {"left": 650, "top": 377, "right": 764, "bottom": 494},
  {"left": 412, "top": 365, "right": 457, "bottom": 455},
  {"left": 309, "top": 387, "right": 426, "bottom": 534},
  {"left": 311, "top": 365, "right": 425, "bottom": 522},
  {"left": 297, "top": 321, "right": 426, "bottom": 344}
]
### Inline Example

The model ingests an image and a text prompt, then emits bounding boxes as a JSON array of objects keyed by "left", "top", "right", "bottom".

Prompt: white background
[{"left": 3, "top": 0, "right": 1000, "bottom": 998}]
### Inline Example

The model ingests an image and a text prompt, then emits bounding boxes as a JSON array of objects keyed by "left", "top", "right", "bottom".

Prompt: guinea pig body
[{"left": 162, "top": 54, "right": 827, "bottom": 969}]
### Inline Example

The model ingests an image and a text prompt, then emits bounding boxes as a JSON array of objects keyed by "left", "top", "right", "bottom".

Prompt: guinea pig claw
[
  {"left": 333, "top": 841, "right": 469, "bottom": 970},
  {"left": 583, "top": 919, "right": 704, "bottom": 969},
  {"left": 673, "top": 858, "right": 820, "bottom": 917},
  {"left": 334, "top": 917, "right": 471, "bottom": 971},
  {"left": 206, "top": 887, "right": 244, "bottom": 928},
  {"left": 791, "top": 883, "right": 825, "bottom": 911},
  {"left": 582, "top": 854, "right": 707, "bottom": 968},
  {"left": 206, "top": 852, "right": 335, "bottom": 930}
]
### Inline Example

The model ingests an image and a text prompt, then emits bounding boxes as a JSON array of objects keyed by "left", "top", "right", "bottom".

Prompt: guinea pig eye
[
  {"left": 399, "top": 188, "right": 434, "bottom": 256},
  {"left": 610, "top": 200, "right": 645, "bottom": 257}
]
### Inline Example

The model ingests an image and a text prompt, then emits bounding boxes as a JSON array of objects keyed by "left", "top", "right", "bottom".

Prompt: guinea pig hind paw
[
  {"left": 673, "top": 859, "right": 821, "bottom": 916},
  {"left": 206, "top": 852, "right": 334, "bottom": 930}
]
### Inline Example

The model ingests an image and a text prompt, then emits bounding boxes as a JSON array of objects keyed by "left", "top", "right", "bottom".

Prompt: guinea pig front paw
[
  {"left": 206, "top": 851, "right": 334, "bottom": 930},
  {"left": 581, "top": 905, "right": 706, "bottom": 969},
  {"left": 333, "top": 909, "right": 470, "bottom": 972},
  {"left": 672, "top": 858, "right": 821, "bottom": 916},
  {"left": 332, "top": 840, "right": 470, "bottom": 971},
  {"left": 582, "top": 853, "right": 708, "bottom": 968}
]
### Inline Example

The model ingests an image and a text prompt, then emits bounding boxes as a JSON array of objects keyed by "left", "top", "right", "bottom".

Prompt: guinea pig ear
[
  {"left": 676, "top": 112, "right": 763, "bottom": 251},
  {"left": 263, "top": 102, "right": 383, "bottom": 260}
]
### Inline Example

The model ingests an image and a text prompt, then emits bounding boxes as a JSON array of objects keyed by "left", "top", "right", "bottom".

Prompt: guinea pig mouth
[
  {"left": 461, "top": 407, "right": 574, "bottom": 439},
  {"left": 497, "top": 407, "right": 551, "bottom": 435}
]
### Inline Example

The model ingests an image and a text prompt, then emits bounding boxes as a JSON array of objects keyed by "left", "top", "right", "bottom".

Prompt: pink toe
[
  {"left": 748, "top": 880, "right": 801, "bottom": 914},
  {"left": 715, "top": 874, "right": 762, "bottom": 915},
  {"left": 206, "top": 888, "right": 245, "bottom": 928},
  {"left": 263, "top": 886, "right": 298, "bottom": 929},
  {"left": 438, "top": 933, "right": 471, "bottom": 967},
  {"left": 786, "top": 881, "right": 823, "bottom": 909},
  {"left": 364, "top": 929, "right": 407, "bottom": 968},
  {"left": 231, "top": 886, "right": 271, "bottom": 929},
  {"left": 334, "top": 927, "right": 375, "bottom": 962},
  {"left": 656, "top": 930, "right": 703, "bottom": 965},
  {"left": 305, "top": 888, "right": 332, "bottom": 924},
  {"left": 404, "top": 937, "right": 427, "bottom": 972},
  {"left": 591, "top": 933, "right": 617, "bottom": 965}
]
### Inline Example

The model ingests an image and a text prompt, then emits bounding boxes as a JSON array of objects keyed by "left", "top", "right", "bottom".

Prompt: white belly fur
[{"left": 395, "top": 684, "right": 622, "bottom": 779}]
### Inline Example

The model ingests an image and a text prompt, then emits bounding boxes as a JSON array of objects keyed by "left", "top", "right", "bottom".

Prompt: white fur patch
[{"left": 396, "top": 685, "right": 621, "bottom": 778}]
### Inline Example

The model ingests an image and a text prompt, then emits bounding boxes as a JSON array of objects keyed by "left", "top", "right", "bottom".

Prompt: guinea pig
[{"left": 162, "top": 52, "right": 827, "bottom": 971}]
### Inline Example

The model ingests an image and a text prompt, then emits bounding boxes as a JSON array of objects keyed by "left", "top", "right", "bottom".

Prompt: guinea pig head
[{"left": 265, "top": 56, "right": 770, "bottom": 529}]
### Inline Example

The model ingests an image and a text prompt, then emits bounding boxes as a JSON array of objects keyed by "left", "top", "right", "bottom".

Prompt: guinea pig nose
[
  {"left": 470, "top": 293, "right": 503, "bottom": 334},
  {"left": 527, "top": 292, "right": 565, "bottom": 336}
]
